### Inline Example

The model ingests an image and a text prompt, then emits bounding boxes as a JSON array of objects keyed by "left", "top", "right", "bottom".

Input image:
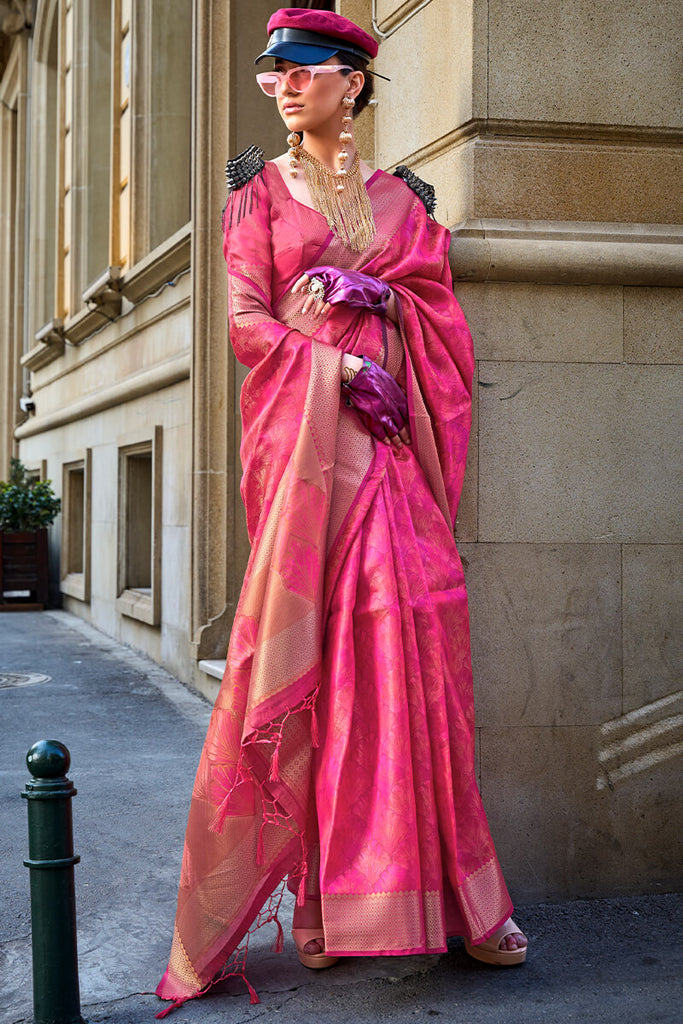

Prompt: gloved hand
[
  {"left": 306, "top": 266, "right": 391, "bottom": 315},
  {"left": 342, "top": 357, "right": 409, "bottom": 442}
]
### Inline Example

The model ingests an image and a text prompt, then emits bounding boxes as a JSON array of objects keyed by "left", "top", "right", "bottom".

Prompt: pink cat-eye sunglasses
[{"left": 256, "top": 64, "right": 353, "bottom": 97}]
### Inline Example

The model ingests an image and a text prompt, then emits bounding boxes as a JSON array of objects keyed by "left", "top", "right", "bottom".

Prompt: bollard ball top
[{"left": 26, "top": 740, "right": 71, "bottom": 779}]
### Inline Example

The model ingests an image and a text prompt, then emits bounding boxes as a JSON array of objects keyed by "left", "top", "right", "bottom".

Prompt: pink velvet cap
[{"left": 255, "top": 8, "right": 379, "bottom": 66}]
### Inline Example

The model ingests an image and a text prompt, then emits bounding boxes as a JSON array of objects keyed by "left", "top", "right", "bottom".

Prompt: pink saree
[{"left": 156, "top": 162, "right": 512, "bottom": 1013}]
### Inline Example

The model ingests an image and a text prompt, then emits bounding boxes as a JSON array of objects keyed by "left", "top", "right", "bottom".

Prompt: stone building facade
[{"left": 0, "top": 0, "right": 680, "bottom": 901}]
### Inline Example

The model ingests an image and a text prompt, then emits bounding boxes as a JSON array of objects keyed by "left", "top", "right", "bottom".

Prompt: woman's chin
[{"left": 280, "top": 106, "right": 305, "bottom": 124}]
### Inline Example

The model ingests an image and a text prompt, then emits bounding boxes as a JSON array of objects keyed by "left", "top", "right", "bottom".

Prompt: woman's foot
[
  {"left": 464, "top": 919, "right": 527, "bottom": 966},
  {"left": 300, "top": 936, "right": 323, "bottom": 955},
  {"left": 291, "top": 927, "right": 338, "bottom": 968},
  {"left": 499, "top": 926, "right": 527, "bottom": 953},
  {"left": 291, "top": 898, "right": 338, "bottom": 968}
]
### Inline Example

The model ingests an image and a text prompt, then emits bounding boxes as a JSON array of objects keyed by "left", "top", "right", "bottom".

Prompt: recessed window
[
  {"left": 65, "top": 466, "right": 84, "bottom": 573},
  {"left": 146, "top": 0, "right": 192, "bottom": 252},
  {"left": 124, "top": 450, "right": 152, "bottom": 589},
  {"left": 24, "top": 462, "right": 46, "bottom": 486},
  {"left": 61, "top": 451, "right": 91, "bottom": 601},
  {"left": 117, "top": 427, "right": 162, "bottom": 625}
]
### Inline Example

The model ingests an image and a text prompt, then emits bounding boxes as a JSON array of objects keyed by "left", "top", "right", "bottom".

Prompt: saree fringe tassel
[
  {"left": 156, "top": 879, "right": 291, "bottom": 1015},
  {"left": 157, "top": 692, "right": 319, "bottom": 1014}
]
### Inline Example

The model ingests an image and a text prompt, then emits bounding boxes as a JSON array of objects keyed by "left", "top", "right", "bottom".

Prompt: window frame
[
  {"left": 60, "top": 448, "right": 92, "bottom": 602},
  {"left": 116, "top": 424, "right": 162, "bottom": 626}
]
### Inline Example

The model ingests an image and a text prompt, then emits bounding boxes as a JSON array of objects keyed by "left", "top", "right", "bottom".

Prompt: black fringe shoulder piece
[
  {"left": 222, "top": 145, "right": 266, "bottom": 231},
  {"left": 393, "top": 165, "right": 437, "bottom": 219},
  {"left": 225, "top": 145, "right": 266, "bottom": 191}
]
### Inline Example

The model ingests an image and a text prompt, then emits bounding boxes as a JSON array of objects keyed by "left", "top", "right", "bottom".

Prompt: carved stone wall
[{"left": 340, "top": 0, "right": 683, "bottom": 900}]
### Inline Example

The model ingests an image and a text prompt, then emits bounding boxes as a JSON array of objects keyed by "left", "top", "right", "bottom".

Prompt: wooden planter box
[{"left": 0, "top": 529, "right": 49, "bottom": 610}]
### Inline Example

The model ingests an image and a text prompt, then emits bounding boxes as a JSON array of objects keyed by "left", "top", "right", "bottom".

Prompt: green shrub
[{"left": 0, "top": 458, "right": 61, "bottom": 531}]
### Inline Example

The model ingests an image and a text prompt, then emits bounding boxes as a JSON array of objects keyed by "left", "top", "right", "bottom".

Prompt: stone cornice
[
  {"left": 21, "top": 319, "right": 65, "bottom": 371},
  {"left": 389, "top": 118, "right": 683, "bottom": 173},
  {"left": 449, "top": 219, "right": 683, "bottom": 286},
  {"left": 34, "top": 285, "right": 190, "bottom": 391},
  {"left": 119, "top": 223, "right": 191, "bottom": 304},
  {"left": 14, "top": 351, "right": 190, "bottom": 439},
  {"left": 60, "top": 266, "right": 124, "bottom": 344}
]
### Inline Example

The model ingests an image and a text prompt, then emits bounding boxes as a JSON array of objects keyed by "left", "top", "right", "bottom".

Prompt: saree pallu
[{"left": 156, "top": 163, "right": 512, "bottom": 1013}]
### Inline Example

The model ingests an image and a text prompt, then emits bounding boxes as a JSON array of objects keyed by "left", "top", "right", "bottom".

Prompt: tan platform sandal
[
  {"left": 291, "top": 928, "right": 339, "bottom": 969},
  {"left": 464, "top": 919, "right": 527, "bottom": 966}
]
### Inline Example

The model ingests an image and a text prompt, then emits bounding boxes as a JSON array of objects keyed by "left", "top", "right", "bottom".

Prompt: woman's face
[{"left": 273, "top": 56, "right": 364, "bottom": 137}]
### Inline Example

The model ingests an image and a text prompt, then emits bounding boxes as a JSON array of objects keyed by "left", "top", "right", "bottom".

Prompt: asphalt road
[{"left": 1, "top": 610, "right": 680, "bottom": 1024}]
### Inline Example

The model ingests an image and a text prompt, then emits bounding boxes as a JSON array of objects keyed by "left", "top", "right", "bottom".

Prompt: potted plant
[{"left": 0, "top": 458, "right": 61, "bottom": 609}]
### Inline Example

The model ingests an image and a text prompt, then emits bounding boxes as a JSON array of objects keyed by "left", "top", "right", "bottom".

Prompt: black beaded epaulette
[
  {"left": 393, "top": 165, "right": 437, "bottom": 218},
  {"left": 225, "top": 145, "right": 265, "bottom": 191},
  {"left": 222, "top": 145, "right": 266, "bottom": 230}
]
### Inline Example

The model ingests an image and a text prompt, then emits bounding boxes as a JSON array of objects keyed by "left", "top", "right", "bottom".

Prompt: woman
[{"left": 156, "top": 8, "right": 526, "bottom": 1015}]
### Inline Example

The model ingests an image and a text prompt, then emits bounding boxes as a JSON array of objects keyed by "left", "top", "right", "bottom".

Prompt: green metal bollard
[{"left": 22, "top": 740, "right": 84, "bottom": 1024}]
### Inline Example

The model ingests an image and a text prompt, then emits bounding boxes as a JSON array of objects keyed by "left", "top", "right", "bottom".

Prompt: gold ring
[{"left": 308, "top": 276, "right": 325, "bottom": 302}]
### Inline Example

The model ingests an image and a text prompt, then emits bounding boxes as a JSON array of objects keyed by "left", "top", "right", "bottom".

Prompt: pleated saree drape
[{"left": 156, "top": 163, "right": 512, "bottom": 1014}]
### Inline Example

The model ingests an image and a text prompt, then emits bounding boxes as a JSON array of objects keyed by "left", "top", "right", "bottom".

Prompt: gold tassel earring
[
  {"left": 297, "top": 93, "right": 376, "bottom": 252},
  {"left": 336, "top": 96, "right": 355, "bottom": 191},
  {"left": 287, "top": 132, "right": 301, "bottom": 178}
]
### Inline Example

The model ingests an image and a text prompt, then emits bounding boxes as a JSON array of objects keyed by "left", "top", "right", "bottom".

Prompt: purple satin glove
[
  {"left": 306, "top": 266, "right": 391, "bottom": 315},
  {"left": 342, "top": 357, "right": 408, "bottom": 442}
]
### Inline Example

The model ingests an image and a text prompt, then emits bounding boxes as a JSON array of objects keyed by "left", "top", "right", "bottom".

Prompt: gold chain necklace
[{"left": 297, "top": 147, "right": 376, "bottom": 253}]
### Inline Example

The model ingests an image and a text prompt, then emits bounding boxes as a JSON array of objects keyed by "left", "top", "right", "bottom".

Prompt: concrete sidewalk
[{"left": 1, "top": 610, "right": 680, "bottom": 1024}]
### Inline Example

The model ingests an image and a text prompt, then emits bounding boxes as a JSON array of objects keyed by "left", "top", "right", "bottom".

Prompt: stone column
[
  {"left": 189, "top": 0, "right": 284, "bottom": 663},
  {"left": 453, "top": 1, "right": 683, "bottom": 901}
]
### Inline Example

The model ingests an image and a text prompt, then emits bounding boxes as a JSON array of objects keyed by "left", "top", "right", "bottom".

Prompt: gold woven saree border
[
  {"left": 322, "top": 889, "right": 446, "bottom": 953},
  {"left": 244, "top": 340, "right": 342, "bottom": 717},
  {"left": 457, "top": 857, "right": 513, "bottom": 944}
]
